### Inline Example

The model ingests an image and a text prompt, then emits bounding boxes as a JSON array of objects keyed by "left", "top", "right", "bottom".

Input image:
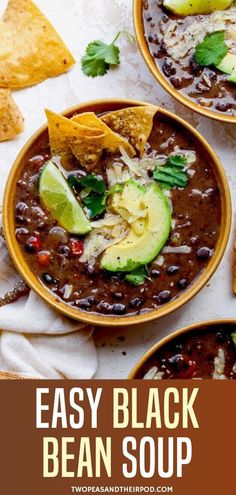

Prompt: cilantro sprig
[
  {"left": 153, "top": 155, "right": 188, "bottom": 189},
  {"left": 125, "top": 265, "right": 149, "bottom": 286},
  {"left": 195, "top": 31, "right": 228, "bottom": 67},
  {"left": 81, "top": 30, "right": 135, "bottom": 78},
  {"left": 68, "top": 174, "right": 123, "bottom": 219}
]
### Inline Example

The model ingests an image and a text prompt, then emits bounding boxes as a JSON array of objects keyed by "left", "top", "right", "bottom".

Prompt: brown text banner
[{"left": 0, "top": 381, "right": 234, "bottom": 495}]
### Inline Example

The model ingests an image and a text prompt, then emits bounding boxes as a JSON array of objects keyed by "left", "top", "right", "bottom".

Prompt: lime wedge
[
  {"left": 39, "top": 161, "right": 91, "bottom": 235},
  {"left": 163, "top": 0, "right": 233, "bottom": 15}
]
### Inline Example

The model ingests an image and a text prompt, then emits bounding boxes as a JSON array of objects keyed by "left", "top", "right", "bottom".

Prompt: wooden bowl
[
  {"left": 133, "top": 0, "right": 236, "bottom": 123},
  {"left": 128, "top": 319, "right": 236, "bottom": 378},
  {"left": 3, "top": 99, "right": 231, "bottom": 327}
]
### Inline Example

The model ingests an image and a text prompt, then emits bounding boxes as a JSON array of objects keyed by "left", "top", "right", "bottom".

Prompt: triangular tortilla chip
[
  {"left": 72, "top": 112, "right": 135, "bottom": 157},
  {"left": 46, "top": 110, "right": 105, "bottom": 168},
  {"left": 101, "top": 105, "right": 158, "bottom": 156},
  {"left": 0, "top": 89, "right": 24, "bottom": 141},
  {"left": 0, "top": 0, "right": 75, "bottom": 88}
]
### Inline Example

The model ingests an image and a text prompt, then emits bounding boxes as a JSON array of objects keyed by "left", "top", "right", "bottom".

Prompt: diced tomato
[
  {"left": 25, "top": 235, "right": 42, "bottom": 253},
  {"left": 70, "top": 239, "right": 84, "bottom": 256},
  {"left": 37, "top": 251, "right": 51, "bottom": 267},
  {"left": 178, "top": 360, "right": 196, "bottom": 379}
]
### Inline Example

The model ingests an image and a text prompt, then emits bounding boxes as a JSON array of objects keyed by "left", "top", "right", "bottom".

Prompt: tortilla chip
[
  {"left": 0, "top": 0, "right": 75, "bottom": 89},
  {"left": 101, "top": 105, "right": 158, "bottom": 156},
  {"left": 45, "top": 110, "right": 106, "bottom": 168},
  {"left": 72, "top": 112, "right": 135, "bottom": 157},
  {"left": 0, "top": 89, "right": 24, "bottom": 142}
]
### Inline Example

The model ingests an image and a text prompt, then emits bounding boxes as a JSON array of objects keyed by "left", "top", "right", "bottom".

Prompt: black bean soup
[
  {"left": 143, "top": 0, "right": 236, "bottom": 115},
  {"left": 14, "top": 112, "right": 221, "bottom": 317},
  {"left": 135, "top": 325, "right": 236, "bottom": 379}
]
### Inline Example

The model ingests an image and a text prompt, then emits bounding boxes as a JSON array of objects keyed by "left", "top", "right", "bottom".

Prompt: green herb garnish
[
  {"left": 80, "top": 174, "right": 106, "bottom": 194},
  {"left": 195, "top": 31, "right": 228, "bottom": 67},
  {"left": 231, "top": 332, "right": 236, "bottom": 348},
  {"left": 166, "top": 155, "right": 187, "bottom": 168},
  {"left": 81, "top": 30, "right": 135, "bottom": 78},
  {"left": 125, "top": 265, "right": 149, "bottom": 286},
  {"left": 153, "top": 155, "right": 188, "bottom": 189},
  {"left": 83, "top": 193, "right": 106, "bottom": 218}
]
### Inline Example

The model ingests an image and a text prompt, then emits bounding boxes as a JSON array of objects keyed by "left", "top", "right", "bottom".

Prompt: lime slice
[
  {"left": 163, "top": 0, "right": 233, "bottom": 15},
  {"left": 39, "top": 161, "right": 91, "bottom": 235}
]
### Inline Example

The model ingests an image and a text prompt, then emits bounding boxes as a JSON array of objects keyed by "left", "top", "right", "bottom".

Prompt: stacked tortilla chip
[
  {"left": 46, "top": 105, "right": 158, "bottom": 169},
  {"left": 0, "top": 0, "right": 75, "bottom": 142}
]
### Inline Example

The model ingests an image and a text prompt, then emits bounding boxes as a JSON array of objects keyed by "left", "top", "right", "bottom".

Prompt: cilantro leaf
[
  {"left": 81, "top": 54, "right": 109, "bottom": 77},
  {"left": 166, "top": 155, "right": 187, "bottom": 169},
  {"left": 81, "top": 30, "right": 135, "bottom": 77},
  {"left": 80, "top": 174, "right": 106, "bottom": 194},
  {"left": 86, "top": 40, "right": 120, "bottom": 65},
  {"left": 195, "top": 31, "right": 228, "bottom": 67},
  {"left": 67, "top": 174, "right": 81, "bottom": 190},
  {"left": 153, "top": 154, "right": 188, "bottom": 189},
  {"left": 83, "top": 193, "right": 106, "bottom": 218},
  {"left": 125, "top": 265, "right": 149, "bottom": 286}
]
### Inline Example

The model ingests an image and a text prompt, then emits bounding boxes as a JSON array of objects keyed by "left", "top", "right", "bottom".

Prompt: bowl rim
[
  {"left": 3, "top": 98, "right": 232, "bottom": 327},
  {"left": 133, "top": 0, "right": 236, "bottom": 124},
  {"left": 128, "top": 318, "right": 236, "bottom": 378}
]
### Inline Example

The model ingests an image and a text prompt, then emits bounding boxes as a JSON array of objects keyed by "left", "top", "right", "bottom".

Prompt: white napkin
[{"left": 0, "top": 232, "right": 98, "bottom": 379}]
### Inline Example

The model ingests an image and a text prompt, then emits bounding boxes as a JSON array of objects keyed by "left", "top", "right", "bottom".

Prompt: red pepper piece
[
  {"left": 37, "top": 251, "right": 51, "bottom": 267},
  {"left": 70, "top": 239, "right": 84, "bottom": 256},
  {"left": 25, "top": 235, "right": 42, "bottom": 253},
  {"left": 178, "top": 360, "right": 196, "bottom": 379}
]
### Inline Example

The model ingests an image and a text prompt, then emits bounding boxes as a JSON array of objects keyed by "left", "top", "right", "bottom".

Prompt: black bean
[
  {"left": 42, "top": 273, "right": 54, "bottom": 285},
  {"left": 59, "top": 245, "right": 71, "bottom": 256},
  {"left": 189, "top": 57, "right": 203, "bottom": 77},
  {"left": 158, "top": 290, "right": 171, "bottom": 304},
  {"left": 85, "top": 264, "right": 98, "bottom": 277},
  {"left": 112, "top": 303, "right": 127, "bottom": 315},
  {"left": 162, "top": 59, "right": 176, "bottom": 77},
  {"left": 145, "top": 13, "right": 152, "bottom": 22},
  {"left": 148, "top": 32, "right": 159, "bottom": 44},
  {"left": 15, "top": 227, "right": 29, "bottom": 243},
  {"left": 215, "top": 102, "right": 232, "bottom": 112},
  {"left": 170, "top": 76, "right": 182, "bottom": 89},
  {"left": 97, "top": 301, "right": 111, "bottom": 313},
  {"left": 178, "top": 278, "right": 188, "bottom": 290},
  {"left": 215, "top": 331, "right": 226, "bottom": 344},
  {"left": 167, "top": 265, "right": 179, "bottom": 275},
  {"left": 197, "top": 247, "right": 211, "bottom": 261},
  {"left": 129, "top": 297, "right": 143, "bottom": 309},
  {"left": 76, "top": 299, "right": 91, "bottom": 310},
  {"left": 16, "top": 202, "right": 28, "bottom": 214},
  {"left": 150, "top": 269, "right": 160, "bottom": 277},
  {"left": 15, "top": 215, "right": 26, "bottom": 224},
  {"left": 87, "top": 296, "right": 96, "bottom": 304}
]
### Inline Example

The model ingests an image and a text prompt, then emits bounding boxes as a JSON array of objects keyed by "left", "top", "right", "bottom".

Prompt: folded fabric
[{"left": 0, "top": 225, "right": 97, "bottom": 379}]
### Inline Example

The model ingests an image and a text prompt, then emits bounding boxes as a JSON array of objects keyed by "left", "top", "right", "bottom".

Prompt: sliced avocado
[
  {"left": 163, "top": 0, "right": 233, "bottom": 16},
  {"left": 216, "top": 53, "right": 236, "bottom": 83},
  {"left": 101, "top": 181, "right": 171, "bottom": 272}
]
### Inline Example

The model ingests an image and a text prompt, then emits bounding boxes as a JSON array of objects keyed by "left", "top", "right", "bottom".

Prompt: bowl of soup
[
  {"left": 134, "top": 0, "right": 236, "bottom": 122},
  {"left": 3, "top": 99, "right": 231, "bottom": 326},
  {"left": 129, "top": 319, "right": 236, "bottom": 379}
]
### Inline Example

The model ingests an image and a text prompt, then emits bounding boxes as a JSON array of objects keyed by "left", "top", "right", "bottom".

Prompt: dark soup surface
[
  {"left": 135, "top": 324, "right": 236, "bottom": 379},
  {"left": 143, "top": 0, "right": 236, "bottom": 115},
  {"left": 14, "top": 108, "right": 221, "bottom": 317}
]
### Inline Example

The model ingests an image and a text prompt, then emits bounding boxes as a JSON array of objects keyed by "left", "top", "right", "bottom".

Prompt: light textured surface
[{"left": 0, "top": 0, "right": 235, "bottom": 378}]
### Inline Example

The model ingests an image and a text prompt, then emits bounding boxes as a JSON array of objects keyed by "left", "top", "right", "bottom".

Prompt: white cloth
[{"left": 0, "top": 234, "right": 97, "bottom": 379}]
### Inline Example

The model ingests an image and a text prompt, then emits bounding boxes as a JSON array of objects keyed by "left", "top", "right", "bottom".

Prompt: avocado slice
[
  {"left": 217, "top": 53, "right": 236, "bottom": 83},
  {"left": 101, "top": 181, "right": 171, "bottom": 272},
  {"left": 163, "top": 0, "right": 233, "bottom": 16}
]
